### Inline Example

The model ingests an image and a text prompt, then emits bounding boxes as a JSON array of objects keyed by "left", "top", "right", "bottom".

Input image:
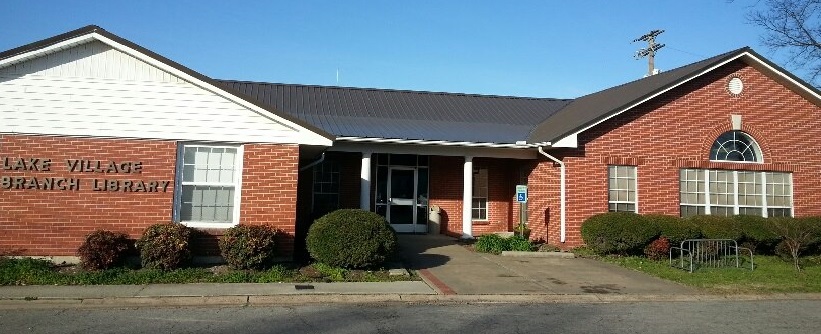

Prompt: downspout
[
  {"left": 298, "top": 152, "right": 325, "bottom": 172},
  {"left": 537, "top": 147, "right": 566, "bottom": 243}
]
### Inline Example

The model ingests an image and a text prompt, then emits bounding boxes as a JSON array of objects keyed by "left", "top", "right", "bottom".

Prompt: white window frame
[
  {"left": 679, "top": 168, "right": 792, "bottom": 217},
  {"left": 173, "top": 143, "right": 244, "bottom": 228},
  {"left": 472, "top": 167, "right": 488, "bottom": 221},
  {"left": 709, "top": 130, "right": 763, "bottom": 163},
  {"left": 608, "top": 165, "right": 638, "bottom": 213}
]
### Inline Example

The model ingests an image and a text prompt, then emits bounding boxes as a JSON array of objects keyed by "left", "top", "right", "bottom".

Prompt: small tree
[{"left": 767, "top": 217, "right": 821, "bottom": 270}]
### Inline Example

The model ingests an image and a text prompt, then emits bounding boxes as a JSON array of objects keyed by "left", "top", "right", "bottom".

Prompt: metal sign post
[{"left": 515, "top": 185, "right": 528, "bottom": 237}]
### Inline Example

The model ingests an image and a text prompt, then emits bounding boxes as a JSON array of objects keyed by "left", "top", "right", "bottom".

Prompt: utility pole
[{"left": 633, "top": 30, "right": 665, "bottom": 76}]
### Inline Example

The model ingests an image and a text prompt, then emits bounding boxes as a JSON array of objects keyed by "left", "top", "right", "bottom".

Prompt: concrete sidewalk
[
  {"left": 399, "top": 234, "right": 695, "bottom": 295},
  {"left": 0, "top": 282, "right": 435, "bottom": 299}
]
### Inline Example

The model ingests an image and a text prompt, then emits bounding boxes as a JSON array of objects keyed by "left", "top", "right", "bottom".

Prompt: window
[
  {"left": 176, "top": 144, "right": 242, "bottom": 227},
  {"left": 710, "top": 131, "right": 762, "bottom": 162},
  {"left": 680, "top": 169, "right": 792, "bottom": 217},
  {"left": 312, "top": 160, "right": 340, "bottom": 218},
  {"left": 608, "top": 165, "right": 637, "bottom": 212},
  {"left": 472, "top": 167, "right": 488, "bottom": 220}
]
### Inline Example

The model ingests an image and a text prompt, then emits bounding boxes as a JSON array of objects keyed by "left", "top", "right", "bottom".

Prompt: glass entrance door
[{"left": 387, "top": 167, "right": 426, "bottom": 233}]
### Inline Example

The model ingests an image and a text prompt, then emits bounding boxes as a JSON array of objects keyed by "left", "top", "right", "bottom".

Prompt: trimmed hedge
[
  {"left": 137, "top": 223, "right": 192, "bottom": 270},
  {"left": 580, "top": 212, "right": 821, "bottom": 260},
  {"left": 734, "top": 215, "right": 780, "bottom": 254},
  {"left": 306, "top": 209, "right": 398, "bottom": 269},
  {"left": 219, "top": 225, "right": 278, "bottom": 270},
  {"left": 580, "top": 212, "right": 658, "bottom": 255},
  {"left": 645, "top": 214, "right": 700, "bottom": 246},
  {"left": 77, "top": 230, "right": 132, "bottom": 271},
  {"left": 688, "top": 215, "right": 743, "bottom": 240}
]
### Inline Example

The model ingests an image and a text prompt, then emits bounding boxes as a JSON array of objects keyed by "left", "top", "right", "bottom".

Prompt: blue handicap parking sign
[{"left": 515, "top": 185, "right": 527, "bottom": 203}]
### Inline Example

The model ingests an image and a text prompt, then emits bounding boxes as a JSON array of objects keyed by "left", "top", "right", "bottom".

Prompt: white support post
[
  {"left": 360, "top": 152, "right": 372, "bottom": 211},
  {"left": 462, "top": 156, "right": 474, "bottom": 239}
]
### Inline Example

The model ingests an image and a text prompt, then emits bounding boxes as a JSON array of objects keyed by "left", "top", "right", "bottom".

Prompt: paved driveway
[{"left": 398, "top": 234, "right": 696, "bottom": 295}]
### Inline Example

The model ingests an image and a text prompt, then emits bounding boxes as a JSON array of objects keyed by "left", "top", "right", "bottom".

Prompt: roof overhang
[
  {"left": 333, "top": 137, "right": 539, "bottom": 159},
  {"left": 337, "top": 136, "right": 538, "bottom": 149}
]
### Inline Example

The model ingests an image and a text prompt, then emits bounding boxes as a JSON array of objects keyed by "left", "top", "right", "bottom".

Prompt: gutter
[
  {"left": 537, "top": 147, "right": 566, "bottom": 243},
  {"left": 298, "top": 152, "right": 325, "bottom": 172},
  {"left": 337, "top": 136, "right": 542, "bottom": 149}
]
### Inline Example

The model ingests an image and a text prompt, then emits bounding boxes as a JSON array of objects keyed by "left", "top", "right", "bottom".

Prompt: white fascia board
[
  {"left": 0, "top": 35, "right": 94, "bottom": 68},
  {"left": 331, "top": 140, "right": 538, "bottom": 160},
  {"left": 745, "top": 51, "right": 821, "bottom": 101},
  {"left": 551, "top": 134, "right": 577, "bottom": 148},
  {"left": 556, "top": 51, "right": 820, "bottom": 144},
  {"left": 337, "top": 136, "right": 535, "bottom": 149}
]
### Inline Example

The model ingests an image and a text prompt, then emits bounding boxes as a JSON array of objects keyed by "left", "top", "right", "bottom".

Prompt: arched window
[{"left": 709, "top": 131, "right": 762, "bottom": 162}]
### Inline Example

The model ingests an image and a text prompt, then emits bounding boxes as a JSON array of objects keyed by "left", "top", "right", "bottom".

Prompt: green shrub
[
  {"left": 507, "top": 235, "right": 534, "bottom": 252},
  {"left": 77, "top": 230, "right": 132, "bottom": 271},
  {"left": 734, "top": 215, "right": 780, "bottom": 254},
  {"left": 474, "top": 234, "right": 534, "bottom": 254},
  {"left": 474, "top": 234, "right": 509, "bottom": 254},
  {"left": 136, "top": 223, "right": 192, "bottom": 270},
  {"left": 643, "top": 236, "right": 671, "bottom": 261},
  {"left": 306, "top": 209, "right": 398, "bottom": 268},
  {"left": 580, "top": 212, "right": 658, "bottom": 255},
  {"left": 688, "top": 215, "right": 743, "bottom": 240},
  {"left": 219, "top": 225, "right": 278, "bottom": 270},
  {"left": 645, "top": 214, "right": 700, "bottom": 246}
]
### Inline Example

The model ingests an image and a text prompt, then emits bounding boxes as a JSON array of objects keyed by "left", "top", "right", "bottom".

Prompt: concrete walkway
[{"left": 398, "top": 234, "right": 696, "bottom": 295}]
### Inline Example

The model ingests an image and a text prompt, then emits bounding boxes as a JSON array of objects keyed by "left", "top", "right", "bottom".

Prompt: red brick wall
[
  {"left": 0, "top": 134, "right": 176, "bottom": 256},
  {"left": 429, "top": 156, "right": 516, "bottom": 236},
  {"left": 239, "top": 144, "right": 300, "bottom": 256},
  {"left": 529, "top": 61, "right": 821, "bottom": 247},
  {"left": 0, "top": 135, "right": 301, "bottom": 257}
]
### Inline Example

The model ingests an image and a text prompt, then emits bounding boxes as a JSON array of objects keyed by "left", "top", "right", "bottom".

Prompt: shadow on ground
[{"left": 397, "top": 234, "right": 453, "bottom": 270}]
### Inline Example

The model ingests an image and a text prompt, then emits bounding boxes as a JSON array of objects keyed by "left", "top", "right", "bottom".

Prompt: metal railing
[{"left": 669, "top": 239, "right": 754, "bottom": 273}]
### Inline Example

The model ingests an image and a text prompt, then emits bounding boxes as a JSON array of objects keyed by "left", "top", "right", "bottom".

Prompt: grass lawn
[
  {"left": 0, "top": 258, "right": 417, "bottom": 286},
  {"left": 593, "top": 254, "right": 821, "bottom": 293}
]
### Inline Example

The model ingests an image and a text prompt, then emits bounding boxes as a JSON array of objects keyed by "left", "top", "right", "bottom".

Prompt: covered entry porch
[{"left": 297, "top": 141, "right": 540, "bottom": 239}]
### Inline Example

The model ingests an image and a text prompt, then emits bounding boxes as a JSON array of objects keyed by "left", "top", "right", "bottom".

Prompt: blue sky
[{"left": 0, "top": 1, "right": 784, "bottom": 98}]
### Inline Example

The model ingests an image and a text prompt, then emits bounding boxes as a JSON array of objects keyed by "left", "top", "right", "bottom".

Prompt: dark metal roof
[
  {"left": 217, "top": 80, "right": 572, "bottom": 144},
  {"left": 0, "top": 25, "right": 334, "bottom": 142},
  {"left": 526, "top": 48, "right": 752, "bottom": 143}
]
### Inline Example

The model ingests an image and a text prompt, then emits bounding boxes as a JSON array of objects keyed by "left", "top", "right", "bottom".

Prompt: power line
[{"left": 665, "top": 46, "right": 707, "bottom": 59}]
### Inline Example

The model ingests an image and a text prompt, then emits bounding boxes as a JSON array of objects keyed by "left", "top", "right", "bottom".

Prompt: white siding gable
[{"left": 0, "top": 40, "right": 331, "bottom": 145}]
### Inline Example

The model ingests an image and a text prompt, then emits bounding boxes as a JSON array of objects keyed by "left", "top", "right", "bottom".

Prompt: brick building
[{"left": 2, "top": 26, "right": 820, "bottom": 260}]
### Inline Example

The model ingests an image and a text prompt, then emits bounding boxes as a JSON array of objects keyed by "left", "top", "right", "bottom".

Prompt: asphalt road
[{"left": 2, "top": 300, "right": 819, "bottom": 333}]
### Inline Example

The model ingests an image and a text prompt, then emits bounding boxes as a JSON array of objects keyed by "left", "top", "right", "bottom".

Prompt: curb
[
  {"left": 2, "top": 293, "right": 821, "bottom": 309},
  {"left": 501, "top": 251, "right": 575, "bottom": 258}
]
